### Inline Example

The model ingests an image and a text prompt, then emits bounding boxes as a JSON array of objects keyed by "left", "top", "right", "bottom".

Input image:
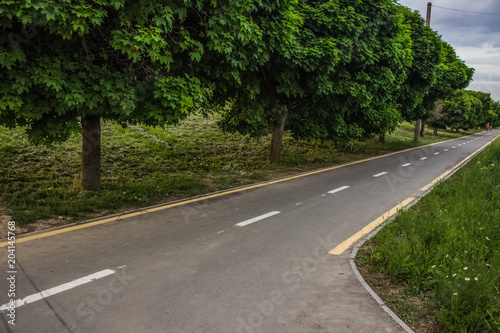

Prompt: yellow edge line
[
  {"left": 329, "top": 197, "right": 415, "bottom": 255},
  {"left": 330, "top": 133, "right": 499, "bottom": 256},
  {"left": 0, "top": 132, "right": 483, "bottom": 248},
  {"left": 420, "top": 138, "right": 497, "bottom": 192}
]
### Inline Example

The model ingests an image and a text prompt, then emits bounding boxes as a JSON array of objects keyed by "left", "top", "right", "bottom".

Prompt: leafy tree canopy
[
  {"left": 1, "top": 0, "right": 295, "bottom": 188},
  {"left": 440, "top": 90, "right": 480, "bottom": 131},
  {"left": 468, "top": 90, "right": 495, "bottom": 127},
  {"left": 438, "top": 90, "right": 500, "bottom": 130},
  {"left": 397, "top": 5, "right": 442, "bottom": 122},
  {"left": 0, "top": 0, "right": 237, "bottom": 144},
  {"left": 207, "top": 0, "right": 412, "bottom": 160},
  {"left": 420, "top": 41, "right": 474, "bottom": 121}
]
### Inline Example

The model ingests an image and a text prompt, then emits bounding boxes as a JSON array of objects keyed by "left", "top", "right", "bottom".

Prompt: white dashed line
[
  {"left": 452, "top": 146, "right": 456, "bottom": 149},
  {"left": 236, "top": 211, "right": 281, "bottom": 227},
  {"left": 328, "top": 186, "right": 350, "bottom": 194},
  {"left": 444, "top": 149, "right": 449, "bottom": 151},
  {"left": 401, "top": 163, "right": 411, "bottom": 167},
  {"left": 373, "top": 172, "right": 388, "bottom": 178},
  {"left": 434, "top": 152, "right": 439, "bottom": 155},
  {"left": 0, "top": 269, "right": 116, "bottom": 311},
  {"left": 420, "top": 157, "right": 428, "bottom": 160}
]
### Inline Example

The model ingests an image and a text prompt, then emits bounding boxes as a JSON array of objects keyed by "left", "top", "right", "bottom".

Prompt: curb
[{"left": 349, "top": 132, "right": 499, "bottom": 333}]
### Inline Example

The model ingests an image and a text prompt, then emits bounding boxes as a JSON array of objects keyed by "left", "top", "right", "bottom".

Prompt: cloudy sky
[{"left": 398, "top": 0, "right": 500, "bottom": 101}]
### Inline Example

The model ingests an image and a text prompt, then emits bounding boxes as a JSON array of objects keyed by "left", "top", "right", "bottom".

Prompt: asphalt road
[{"left": 1, "top": 130, "right": 498, "bottom": 333}]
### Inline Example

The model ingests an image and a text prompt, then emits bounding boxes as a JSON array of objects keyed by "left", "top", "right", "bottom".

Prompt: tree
[
  {"left": 280, "top": 0, "right": 412, "bottom": 153},
  {"left": 395, "top": 6, "right": 474, "bottom": 142},
  {"left": 441, "top": 90, "right": 482, "bottom": 131},
  {"left": 468, "top": 90, "right": 494, "bottom": 128},
  {"left": 428, "top": 100, "right": 444, "bottom": 135},
  {"left": 418, "top": 42, "right": 474, "bottom": 139},
  {"left": 198, "top": 0, "right": 301, "bottom": 163},
  {"left": 396, "top": 6, "right": 442, "bottom": 142},
  {"left": 487, "top": 101, "right": 500, "bottom": 128},
  {"left": 0, "top": 0, "right": 223, "bottom": 190},
  {"left": 419, "top": 42, "right": 473, "bottom": 140},
  {"left": 440, "top": 90, "right": 500, "bottom": 131},
  {"left": 206, "top": 0, "right": 412, "bottom": 162}
]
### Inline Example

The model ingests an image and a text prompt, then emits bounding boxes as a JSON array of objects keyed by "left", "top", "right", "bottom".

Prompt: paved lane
[{"left": 1, "top": 130, "right": 498, "bottom": 333}]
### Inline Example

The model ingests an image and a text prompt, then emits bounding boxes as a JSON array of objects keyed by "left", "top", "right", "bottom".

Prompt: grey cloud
[
  {"left": 464, "top": 55, "right": 500, "bottom": 66},
  {"left": 398, "top": 0, "right": 500, "bottom": 100},
  {"left": 471, "top": 72, "right": 500, "bottom": 83},
  {"left": 468, "top": 81, "right": 500, "bottom": 100},
  {"left": 438, "top": 28, "right": 500, "bottom": 48},
  {"left": 400, "top": 0, "right": 500, "bottom": 48}
]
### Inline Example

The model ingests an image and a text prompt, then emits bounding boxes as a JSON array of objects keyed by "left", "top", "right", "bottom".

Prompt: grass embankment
[
  {"left": 356, "top": 138, "right": 500, "bottom": 332},
  {"left": 0, "top": 115, "right": 478, "bottom": 233}
]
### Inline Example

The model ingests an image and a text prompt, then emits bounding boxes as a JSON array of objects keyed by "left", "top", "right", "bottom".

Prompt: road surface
[{"left": 1, "top": 130, "right": 498, "bottom": 333}]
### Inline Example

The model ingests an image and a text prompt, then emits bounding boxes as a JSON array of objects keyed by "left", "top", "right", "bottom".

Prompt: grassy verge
[
  {"left": 0, "top": 115, "right": 479, "bottom": 234},
  {"left": 356, "top": 138, "right": 500, "bottom": 332}
]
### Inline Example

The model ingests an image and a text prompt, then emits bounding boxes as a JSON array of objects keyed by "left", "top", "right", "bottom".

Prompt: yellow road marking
[
  {"left": 329, "top": 197, "right": 415, "bottom": 255},
  {"left": 330, "top": 133, "right": 499, "bottom": 256},
  {"left": 0, "top": 132, "right": 486, "bottom": 248},
  {"left": 420, "top": 138, "right": 497, "bottom": 192}
]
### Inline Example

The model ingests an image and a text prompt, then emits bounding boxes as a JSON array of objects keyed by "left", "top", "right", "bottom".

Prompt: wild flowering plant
[{"left": 367, "top": 140, "right": 500, "bottom": 332}]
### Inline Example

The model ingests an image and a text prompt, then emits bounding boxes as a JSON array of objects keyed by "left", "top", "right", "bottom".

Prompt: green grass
[
  {"left": 0, "top": 115, "right": 479, "bottom": 226},
  {"left": 356, "top": 138, "right": 500, "bottom": 332}
]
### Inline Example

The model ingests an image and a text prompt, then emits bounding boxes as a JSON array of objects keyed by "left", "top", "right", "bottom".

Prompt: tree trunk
[
  {"left": 81, "top": 115, "right": 101, "bottom": 190},
  {"left": 378, "top": 133, "right": 385, "bottom": 143},
  {"left": 414, "top": 119, "right": 421, "bottom": 143},
  {"left": 420, "top": 121, "right": 426, "bottom": 137},
  {"left": 433, "top": 128, "right": 438, "bottom": 136},
  {"left": 269, "top": 113, "right": 287, "bottom": 164}
]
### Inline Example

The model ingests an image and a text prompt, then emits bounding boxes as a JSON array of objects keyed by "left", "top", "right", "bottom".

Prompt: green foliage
[
  {"left": 206, "top": 0, "right": 413, "bottom": 148},
  {"left": 365, "top": 139, "right": 500, "bottom": 332},
  {"left": 397, "top": 5, "right": 442, "bottom": 122},
  {"left": 289, "top": 0, "right": 413, "bottom": 142},
  {"left": 469, "top": 91, "right": 500, "bottom": 128},
  {"left": 0, "top": 0, "right": 486, "bottom": 189},
  {"left": 200, "top": 0, "right": 301, "bottom": 133},
  {"left": 396, "top": 6, "right": 474, "bottom": 125},
  {"left": 0, "top": 0, "right": 213, "bottom": 143},
  {"left": 441, "top": 90, "right": 480, "bottom": 131},
  {"left": 428, "top": 43, "right": 473, "bottom": 101},
  {"left": 421, "top": 42, "right": 474, "bottom": 126},
  {"left": 439, "top": 90, "right": 500, "bottom": 131}
]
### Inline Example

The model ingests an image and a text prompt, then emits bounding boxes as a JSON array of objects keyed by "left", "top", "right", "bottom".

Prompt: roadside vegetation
[
  {"left": 0, "top": 116, "right": 479, "bottom": 231},
  {"left": 3, "top": 1, "right": 485, "bottom": 192},
  {"left": 356, "top": 138, "right": 500, "bottom": 332}
]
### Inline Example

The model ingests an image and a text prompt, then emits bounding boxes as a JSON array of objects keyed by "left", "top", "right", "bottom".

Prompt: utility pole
[
  {"left": 426, "top": 1, "right": 432, "bottom": 27},
  {"left": 415, "top": 2, "right": 432, "bottom": 143}
]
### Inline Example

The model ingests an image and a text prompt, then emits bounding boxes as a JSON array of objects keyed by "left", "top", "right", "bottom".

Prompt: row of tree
[
  {"left": 0, "top": 1, "right": 481, "bottom": 190},
  {"left": 428, "top": 90, "right": 500, "bottom": 133}
]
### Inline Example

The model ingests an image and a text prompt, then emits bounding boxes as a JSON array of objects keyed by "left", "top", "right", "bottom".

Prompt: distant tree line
[
  {"left": 429, "top": 90, "right": 500, "bottom": 133},
  {"left": 0, "top": 0, "right": 486, "bottom": 190}
]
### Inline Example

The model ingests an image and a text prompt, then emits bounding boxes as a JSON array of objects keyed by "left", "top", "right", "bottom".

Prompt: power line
[{"left": 433, "top": 5, "right": 500, "bottom": 16}]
